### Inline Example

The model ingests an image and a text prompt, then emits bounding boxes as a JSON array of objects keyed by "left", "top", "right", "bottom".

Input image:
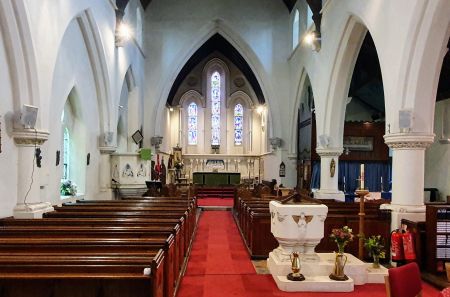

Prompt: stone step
[{"left": 273, "top": 275, "right": 354, "bottom": 292}]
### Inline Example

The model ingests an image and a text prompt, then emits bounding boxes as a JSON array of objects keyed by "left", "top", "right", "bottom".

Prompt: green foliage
[
  {"left": 363, "top": 235, "right": 386, "bottom": 258},
  {"left": 60, "top": 180, "right": 77, "bottom": 196}
]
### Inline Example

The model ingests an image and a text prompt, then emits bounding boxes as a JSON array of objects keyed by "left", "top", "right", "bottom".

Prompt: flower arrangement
[
  {"left": 330, "top": 226, "right": 354, "bottom": 253},
  {"left": 60, "top": 180, "right": 77, "bottom": 196},
  {"left": 363, "top": 235, "right": 385, "bottom": 268}
]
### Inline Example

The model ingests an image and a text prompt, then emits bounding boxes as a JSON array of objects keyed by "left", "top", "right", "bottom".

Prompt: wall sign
[{"left": 343, "top": 136, "right": 374, "bottom": 151}]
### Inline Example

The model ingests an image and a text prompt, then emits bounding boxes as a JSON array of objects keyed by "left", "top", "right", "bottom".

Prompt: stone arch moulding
[
  {"left": 125, "top": 66, "right": 137, "bottom": 91},
  {"left": 74, "top": 9, "right": 112, "bottom": 138},
  {"left": 323, "top": 15, "right": 374, "bottom": 148},
  {"left": 289, "top": 68, "right": 316, "bottom": 155},
  {"left": 402, "top": 0, "right": 450, "bottom": 134},
  {"left": 227, "top": 91, "right": 254, "bottom": 109},
  {"left": 0, "top": 0, "right": 40, "bottom": 113},
  {"left": 63, "top": 86, "right": 84, "bottom": 121},
  {"left": 153, "top": 19, "right": 279, "bottom": 136},
  {"left": 179, "top": 90, "right": 206, "bottom": 108}
]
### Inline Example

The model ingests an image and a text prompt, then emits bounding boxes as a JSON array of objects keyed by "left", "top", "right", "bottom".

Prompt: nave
[{"left": 178, "top": 208, "right": 440, "bottom": 297}]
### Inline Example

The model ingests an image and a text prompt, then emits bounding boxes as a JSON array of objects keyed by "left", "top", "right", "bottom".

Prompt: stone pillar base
[
  {"left": 13, "top": 202, "right": 54, "bottom": 219},
  {"left": 314, "top": 190, "right": 345, "bottom": 202},
  {"left": 97, "top": 188, "right": 116, "bottom": 200},
  {"left": 380, "top": 204, "right": 425, "bottom": 230}
]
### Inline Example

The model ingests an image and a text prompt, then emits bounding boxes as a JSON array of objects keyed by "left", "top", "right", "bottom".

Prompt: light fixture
[
  {"left": 169, "top": 107, "right": 174, "bottom": 112},
  {"left": 115, "top": 22, "right": 133, "bottom": 47},
  {"left": 257, "top": 105, "right": 264, "bottom": 114},
  {"left": 303, "top": 31, "right": 321, "bottom": 52},
  {"left": 344, "top": 147, "right": 350, "bottom": 155}
]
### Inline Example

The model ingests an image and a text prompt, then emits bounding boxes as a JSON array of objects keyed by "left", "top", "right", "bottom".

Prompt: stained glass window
[
  {"left": 234, "top": 104, "right": 243, "bottom": 145},
  {"left": 211, "top": 71, "right": 221, "bottom": 145},
  {"left": 188, "top": 102, "right": 198, "bottom": 145},
  {"left": 63, "top": 127, "right": 70, "bottom": 180}
]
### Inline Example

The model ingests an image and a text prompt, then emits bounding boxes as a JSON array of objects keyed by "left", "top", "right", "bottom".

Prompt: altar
[{"left": 192, "top": 172, "right": 241, "bottom": 186}]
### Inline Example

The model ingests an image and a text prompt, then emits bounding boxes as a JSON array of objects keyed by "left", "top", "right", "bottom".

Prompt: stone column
[
  {"left": 98, "top": 146, "right": 117, "bottom": 200},
  {"left": 12, "top": 129, "right": 54, "bottom": 218},
  {"left": 381, "top": 133, "right": 434, "bottom": 229},
  {"left": 314, "top": 147, "right": 344, "bottom": 202}
]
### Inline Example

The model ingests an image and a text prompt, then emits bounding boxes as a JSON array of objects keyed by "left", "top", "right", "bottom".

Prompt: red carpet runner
[
  {"left": 177, "top": 211, "right": 439, "bottom": 297},
  {"left": 197, "top": 198, "right": 234, "bottom": 207}
]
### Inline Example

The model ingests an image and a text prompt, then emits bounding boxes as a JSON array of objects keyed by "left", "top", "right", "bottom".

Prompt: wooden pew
[
  {"left": 234, "top": 194, "right": 391, "bottom": 260},
  {"left": 64, "top": 201, "right": 197, "bottom": 239},
  {"left": 0, "top": 235, "right": 175, "bottom": 294},
  {"left": 0, "top": 196, "right": 197, "bottom": 297},
  {"left": 0, "top": 245, "right": 165, "bottom": 297}
]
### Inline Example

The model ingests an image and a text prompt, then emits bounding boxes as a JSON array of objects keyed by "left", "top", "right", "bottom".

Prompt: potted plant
[
  {"left": 363, "top": 235, "right": 386, "bottom": 268},
  {"left": 60, "top": 180, "right": 77, "bottom": 196}
]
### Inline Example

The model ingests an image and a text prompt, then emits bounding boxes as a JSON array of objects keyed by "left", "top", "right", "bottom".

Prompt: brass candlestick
[{"left": 355, "top": 188, "right": 369, "bottom": 260}]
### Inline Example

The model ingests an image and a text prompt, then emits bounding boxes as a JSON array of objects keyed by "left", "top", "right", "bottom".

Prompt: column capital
[
  {"left": 98, "top": 146, "right": 117, "bottom": 154},
  {"left": 384, "top": 133, "right": 435, "bottom": 150},
  {"left": 315, "top": 147, "right": 343, "bottom": 157},
  {"left": 12, "top": 129, "right": 49, "bottom": 147}
]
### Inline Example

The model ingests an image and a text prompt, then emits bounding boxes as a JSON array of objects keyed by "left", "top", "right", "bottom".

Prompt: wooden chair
[
  {"left": 385, "top": 262, "right": 422, "bottom": 297},
  {"left": 439, "top": 287, "right": 450, "bottom": 297}
]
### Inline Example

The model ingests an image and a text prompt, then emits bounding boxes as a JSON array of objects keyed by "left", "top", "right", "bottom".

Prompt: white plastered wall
[
  {"left": 0, "top": 24, "right": 18, "bottom": 217},
  {"left": 0, "top": 0, "right": 145, "bottom": 216}
]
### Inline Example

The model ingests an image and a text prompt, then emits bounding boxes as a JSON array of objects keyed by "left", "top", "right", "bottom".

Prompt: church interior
[{"left": 0, "top": 0, "right": 450, "bottom": 296}]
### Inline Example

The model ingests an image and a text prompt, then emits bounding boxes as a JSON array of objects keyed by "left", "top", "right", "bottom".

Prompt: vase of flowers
[
  {"left": 60, "top": 180, "right": 77, "bottom": 196},
  {"left": 363, "top": 235, "right": 386, "bottom": 269},
  {"left": 329, "top": 226, "right": 354, "bottom": 281}
]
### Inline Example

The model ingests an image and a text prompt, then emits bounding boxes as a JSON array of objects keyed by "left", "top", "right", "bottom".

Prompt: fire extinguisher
[
  {"left": 402, "top": 228, "right": 416, "bottom": 261},
  {"left": 390, "top": 229, "right": 404, "bottom": 262}
]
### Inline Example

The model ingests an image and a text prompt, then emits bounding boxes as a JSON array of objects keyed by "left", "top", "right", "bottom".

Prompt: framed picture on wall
[
  {"left": 173, "top": 146, "right": 182, "bottom": 163},
  {"left": 343, "top": 136, "right": 374, "bottom": 151}
]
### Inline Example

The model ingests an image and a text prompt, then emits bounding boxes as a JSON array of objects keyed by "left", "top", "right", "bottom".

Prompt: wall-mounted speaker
[
  {"left": 20, "top": 104, "right": 38, "bottom": 129},
  {"left": 399, "top": 109, "right": 413, "bottom": 132}
]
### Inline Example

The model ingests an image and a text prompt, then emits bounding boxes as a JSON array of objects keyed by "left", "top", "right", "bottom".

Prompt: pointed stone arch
[
  {"left": 402, "top": 0, "right": 450, "bottom": 133},
  {"left": 289, "top": 68, "right": 317, "bottom": 155},
  {"left": 153, "top": 20, "right": 279, "bottom": 136},
  {"left": 323, "top": 16, "right": 381, "bottom": 147},
  {"left": 54, "top": 9, "right": 112, "bottom": 137},
  {"left": 0, "top": 0, "right": 40, "bottom": 113}
]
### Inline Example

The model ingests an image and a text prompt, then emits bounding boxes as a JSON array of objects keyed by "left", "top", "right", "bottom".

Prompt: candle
[{"left": 360, "top": 164, "right": 365, "bottom": 190}]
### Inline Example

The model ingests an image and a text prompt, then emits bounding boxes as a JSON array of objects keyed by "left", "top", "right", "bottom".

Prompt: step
[{"left": 273, "top": 275, "right": 354, "bottom": 292}]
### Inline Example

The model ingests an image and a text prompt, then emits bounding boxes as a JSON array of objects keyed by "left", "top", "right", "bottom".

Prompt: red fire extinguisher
[
  {"left": 402, "top": 228, "right": 416, "bottom": 261},
  {"left": 390, "top": 229, "right": 404, "bottom": 262}
]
